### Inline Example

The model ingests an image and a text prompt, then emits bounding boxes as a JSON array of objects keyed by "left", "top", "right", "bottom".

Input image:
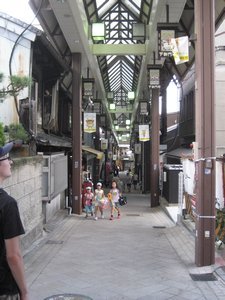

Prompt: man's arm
[{"left": 5, "top": 236, "right": 29, "bottom": 300}]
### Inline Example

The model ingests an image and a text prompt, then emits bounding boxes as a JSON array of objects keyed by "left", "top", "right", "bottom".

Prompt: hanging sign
[
  {"left": 108, "top": 151, "right": 112, "bottom": 159},
  {"left": 158, "top": 29, "right": 175, "bottom": 57},
  {"left": 84, "top": 113, "right": 96, "bottom": 133},
  {"left": 135, "top": 143, "right": 141, "bottom": 154},
  {"left": 101, "top": 138, "right": 108, "bottom": 150},
  {"left": 113, "top": 154, "right": 117, "bottom": 161},
  {"left": 139, "top": 125, "right": 150, "bottom": 142},
  {"left": 140, "top": 102, "right": 148, "bottom": 115},
  {"left": 171, "top": 36, "right": 189, "bottom": 65},
  {"left": 149, "top": 68, "right": 160, "bottom": 89}
]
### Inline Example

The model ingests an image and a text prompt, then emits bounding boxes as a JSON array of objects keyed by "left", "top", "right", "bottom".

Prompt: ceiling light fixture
[
  {"left": 109, "top": 103, "right": 116, "bottom": 110},
  {"left": 132, "top": 23, "right": 146, "bottom": 41},
  {"left": 107, "top": 91, "right": 114, "bottom": 99},
  {"left": 92, "top": 22, "right": 105, "bottom": 41},
  {"left": 128, "top": 91, "right": 135, "bottom": 100}
]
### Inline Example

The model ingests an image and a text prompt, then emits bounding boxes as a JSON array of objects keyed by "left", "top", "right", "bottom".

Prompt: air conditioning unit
[{"left": 42, "top": 153, "right": 68, "bottom": 201}]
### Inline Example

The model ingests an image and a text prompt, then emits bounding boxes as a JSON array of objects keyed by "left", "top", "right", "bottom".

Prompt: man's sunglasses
[{"left": 0, "top": 156, "right": 13, "bottom": 162}]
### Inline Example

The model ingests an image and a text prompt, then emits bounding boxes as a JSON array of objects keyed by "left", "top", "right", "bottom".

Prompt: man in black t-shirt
[{"left": 0, "top": 142, "right": 29, "bottom": 300}]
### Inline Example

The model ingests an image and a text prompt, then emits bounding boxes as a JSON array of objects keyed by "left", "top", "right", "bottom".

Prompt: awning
[
  {"left": 82, "top": 145, "right": 104, "bottom": 160},
  {"left": 36, "top": 132, "right": 71, "bottom": 148},
  {"left": 166, "top": 147, "right": 192, "bottom": 159}
]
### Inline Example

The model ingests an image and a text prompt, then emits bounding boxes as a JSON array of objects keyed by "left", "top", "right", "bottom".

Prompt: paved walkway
[{"left": 24, "top": 193, "right": 225, "bottom": 300}]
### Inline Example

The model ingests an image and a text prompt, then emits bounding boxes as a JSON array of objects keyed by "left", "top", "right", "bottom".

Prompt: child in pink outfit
[
  {"left": 109, "top": 180, "right": 121, "bottom": 220},
  {"left": 83, "top": 186, "right": 94, "bottom": 218}
]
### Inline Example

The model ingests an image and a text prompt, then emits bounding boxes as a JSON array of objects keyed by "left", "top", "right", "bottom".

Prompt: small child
[
  {"left": 94, "top": 182, "right": 105, "bottom": 220},
  {"left": 83, "top": 186, "right": 94, "bottom": 218},
  {"left": 109, "top": 180, "right": 121, "bottom": 220}
]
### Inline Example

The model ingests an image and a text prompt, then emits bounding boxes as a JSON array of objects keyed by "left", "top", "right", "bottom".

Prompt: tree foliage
[
  {"left": 0, "top": 74, "right": 32, "bottom": 96},
  {"left": 0, "top": 123, "right": 6, "bottom": 146},
  {"left": 8, "top": 123, "right": 29, "bottom": 143}
]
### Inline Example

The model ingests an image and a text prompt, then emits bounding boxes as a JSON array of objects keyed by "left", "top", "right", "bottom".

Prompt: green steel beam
[
  {"left": 91, "top": 44, "right": 147, "bottom": 56},
  {"left": 109, "top": 109, "right": 133, "bottom": 113}
]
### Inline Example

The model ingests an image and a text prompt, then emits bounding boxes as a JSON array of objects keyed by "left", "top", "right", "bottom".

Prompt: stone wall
[
  {"left": 3, "top": 155, "right": 43, "bottom": 252},
  {"left": 42, "top": 192, "right": 66, "bottom": 224}
]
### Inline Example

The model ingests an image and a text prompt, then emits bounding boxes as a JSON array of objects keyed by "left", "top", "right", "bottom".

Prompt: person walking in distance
[
  {"left": 0, "top": 142, "right": 29, "bottom": 300},
  {"left": 133, "top": 173, "right": 138, "bottom": 190},
  {"left": 126, "top": 171, "right": 132, "bottom": 192}
]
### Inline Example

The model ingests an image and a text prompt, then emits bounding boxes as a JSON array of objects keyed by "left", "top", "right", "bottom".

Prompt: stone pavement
[{"left": 24, "top": 193, "right": 225, "bottom": 300}]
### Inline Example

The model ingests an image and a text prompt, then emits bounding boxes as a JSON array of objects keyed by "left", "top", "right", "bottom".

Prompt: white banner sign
[
  {"left": 101, "top": 138, "right": 108, "bottom": 150},
  {"left": 139, "top": 125, "right": 150, "bottom": 142},
  {"left": 84, "top": 113, "right": 96, "bottom": 133},
  {"left": 171, "top": 36, "right": 189, "bottom": 65}
]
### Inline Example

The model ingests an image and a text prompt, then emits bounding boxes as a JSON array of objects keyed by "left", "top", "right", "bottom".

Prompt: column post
[
  {"left": 194, "top": 0, "right": 215, "bottom": 266},
  {"left": 71, "top": 53, "right": 82, "bottom": 214},
  {"left": 150, "top": 88, "right": 160, "bottom": 207}
]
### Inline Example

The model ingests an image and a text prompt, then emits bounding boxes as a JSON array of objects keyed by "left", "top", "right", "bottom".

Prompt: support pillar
[
  {"left": 150, "top": 88, "right": 160, "bottom": 207},
  {"left": 160, "top": 73, "right": 167, "bottom": 138},
  {"left": 194, "top": 0, "right": 215, "bottom": 266},
  {"left": 72, "top": 53, "right": 82, "bottom": 214}
]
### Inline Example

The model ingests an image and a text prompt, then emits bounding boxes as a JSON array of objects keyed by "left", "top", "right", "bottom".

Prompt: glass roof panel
[
  {"left": 96, "top": 0, "right": 108, "bottom": 7},
  {"left": 123, "top": 0, "right": 141, "bottom": 16},
  {"left": 96, "top": 0, "right": 117, "bottom": 18},
  {"left": 106, "top": 55, "right": 116, "bottom": 64},
  {"left": 83, "top": 0, "right": 150, "bottom": 137},
  {"left": 97, "top": 0, "right": 139, "bottom": 18}
]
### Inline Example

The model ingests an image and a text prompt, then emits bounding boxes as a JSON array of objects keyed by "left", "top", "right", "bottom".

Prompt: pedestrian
[
  {"left": 108, "top": 180, "right": 121, "bottom": 220},
  {"left": 83, "top": 186, "right": 94, "bottom": 218},
  {"left": 94, "top": 182, "right": 105, "bottom": 220},
  {"left": 126, "top": 171, "right": 132, "bottom": 192},
  {"left": 0, "top": 142, "right": 29, "bottom": 300},
  {"left": 118, "top": 171, "right": 126, "bottom": 192},
  {"left": 133, "top": 173, "right": 138, "bottom": 190}
]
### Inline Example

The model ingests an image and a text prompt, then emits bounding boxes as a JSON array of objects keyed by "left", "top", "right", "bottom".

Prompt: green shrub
[
  {"left": 8, "top": 123, "right": 29, "bottom": 143},
  {"left": 0, "top": 123, "right": 6, "bottom": 146}
]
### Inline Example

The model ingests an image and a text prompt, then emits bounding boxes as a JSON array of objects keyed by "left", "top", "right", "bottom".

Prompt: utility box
[
  {"left": 42, "top": 153, "right": 68, "bottom": 202},
  {"left": 163, "top": 164, "right": 183, "bottom": 203}
]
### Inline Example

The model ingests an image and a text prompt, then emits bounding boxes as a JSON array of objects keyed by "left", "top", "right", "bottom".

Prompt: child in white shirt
[
  {"left": 109, "top": 180, "right": 121, "bottom": 220},
  {"left": 94, "top": 182, "right": 105, "bottom": 220}
]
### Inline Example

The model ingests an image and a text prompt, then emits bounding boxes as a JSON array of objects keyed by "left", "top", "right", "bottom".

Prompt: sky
[
  {"left": 0, "top": 0, "right": 39, "bottom": 26},
  {"left": 167, "top": 81, "right": 179, "bottom": 113},
  {"left": 0, "top": 0, "right": 179, "bottom": 113}
]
